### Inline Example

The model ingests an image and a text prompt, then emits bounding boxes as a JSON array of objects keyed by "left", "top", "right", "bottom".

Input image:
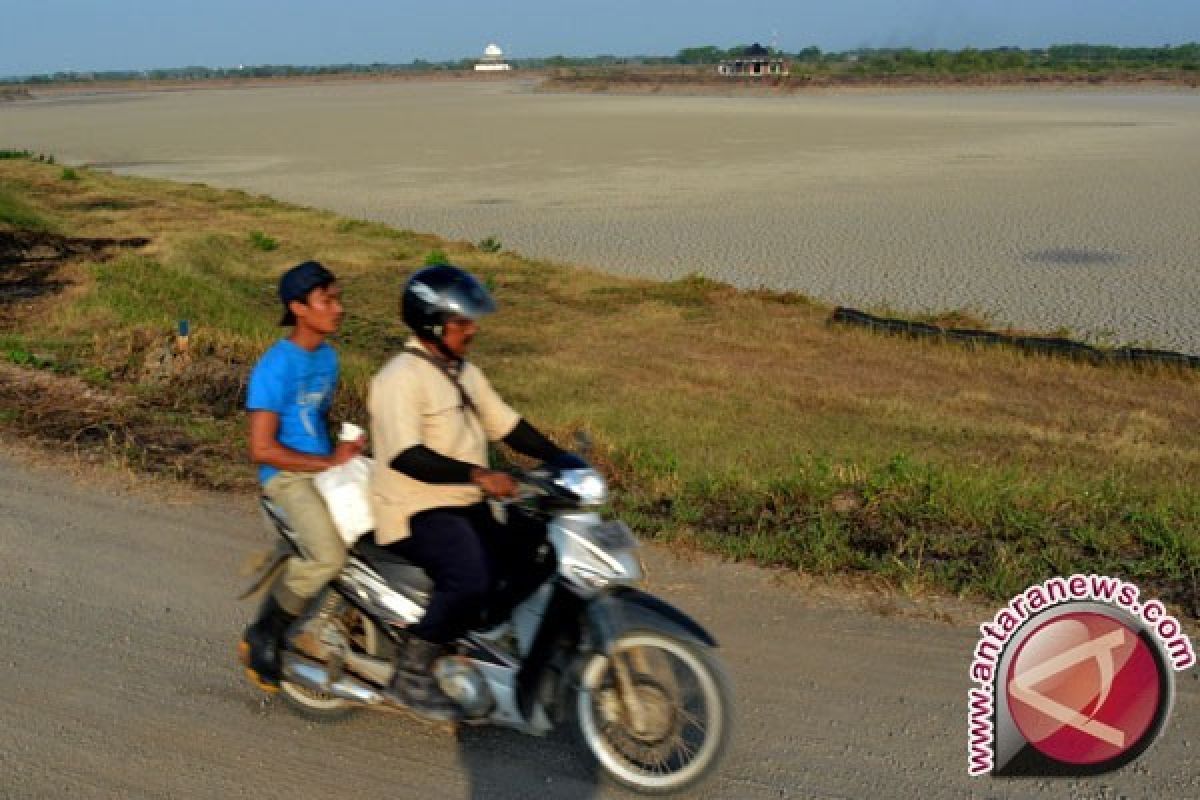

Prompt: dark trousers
[{"left": 386, "top": 504, "right": 548, "bottom": 644}]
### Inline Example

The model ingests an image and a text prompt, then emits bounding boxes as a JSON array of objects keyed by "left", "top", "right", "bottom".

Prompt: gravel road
[{"left": 0, "top": 452, "right": 1195, "bottom": 799}]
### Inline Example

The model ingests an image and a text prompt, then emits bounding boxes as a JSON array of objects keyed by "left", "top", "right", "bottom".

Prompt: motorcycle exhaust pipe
[{"left": 282, "top": 654, "right": 385, "bottom": 705}]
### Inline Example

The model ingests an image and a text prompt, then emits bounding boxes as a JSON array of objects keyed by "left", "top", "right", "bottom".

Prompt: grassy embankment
[{"left": 1, "top": 156, "right": 1197, "bottom": 612}]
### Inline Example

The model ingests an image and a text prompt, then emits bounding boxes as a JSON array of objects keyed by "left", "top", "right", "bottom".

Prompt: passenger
[{"left": 240, "top": 260, "right": 365, "bottom": 691}]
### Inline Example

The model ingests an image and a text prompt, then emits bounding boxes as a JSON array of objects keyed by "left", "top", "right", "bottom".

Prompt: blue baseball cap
[{"left": 278, "top": 261, "right": 336, "bottom": 326}]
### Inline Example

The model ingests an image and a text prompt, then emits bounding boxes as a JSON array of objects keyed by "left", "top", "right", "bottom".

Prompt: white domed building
[{"left": 475, "top": 43, "right": 512, "bottom": 72}]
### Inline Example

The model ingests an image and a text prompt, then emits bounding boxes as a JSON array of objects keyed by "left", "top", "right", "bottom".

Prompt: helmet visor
[
  {"left": 442, "top": 278, "right": 497, "bottom": 320},
  {"left": 409, "top": 273, "right": 497, "bottom": 320}
]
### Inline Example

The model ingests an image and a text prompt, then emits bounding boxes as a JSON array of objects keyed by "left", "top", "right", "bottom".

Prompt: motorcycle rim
[
  {"left": 280, "top": 609, "right": 381, "bottom": 715},
  {"left": 575, "top": 632, "right": 731, "bottom": 794}
]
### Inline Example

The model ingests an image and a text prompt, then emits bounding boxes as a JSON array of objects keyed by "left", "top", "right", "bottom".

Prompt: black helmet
[{"left": 402, "top": 264, "right": 496, "bottom": 341}]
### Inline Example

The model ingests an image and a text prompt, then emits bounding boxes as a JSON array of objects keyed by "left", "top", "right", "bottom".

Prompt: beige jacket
[{"left": 367, "top": 338, "right": 519, "bottom": 544}]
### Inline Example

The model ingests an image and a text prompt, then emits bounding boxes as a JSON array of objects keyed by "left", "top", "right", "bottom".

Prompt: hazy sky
[{"left": 2, "top": 0, "right": 1197, "bottom": 76}]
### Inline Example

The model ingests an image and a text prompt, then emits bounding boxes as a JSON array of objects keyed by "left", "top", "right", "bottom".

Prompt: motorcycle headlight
[{"left": 554, "top": 468, "right": 608, "bottom": 507}]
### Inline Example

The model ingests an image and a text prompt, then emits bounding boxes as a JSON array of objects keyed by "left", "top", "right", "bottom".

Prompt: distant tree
[
  {"left": 867, "top": 54, "right": 897, "bottom": 73},
  {"left": 794, "top": 46, "right": 822, "bottom": 63},
  {"left": 676, "top": 46, "right": 725, "bottom": 64},
  {"left": 926, "top": 50, "right": 952, "bottom": 72},
  {"left": 992, "top": 49, "right": 1027, "bottom": 70},
  {"left": 950, "top": 48, "right": 985, "bottom": 72}
]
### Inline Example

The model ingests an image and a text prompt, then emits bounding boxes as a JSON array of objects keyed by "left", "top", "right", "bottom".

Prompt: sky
[{"left": 1, "top": 0, "right": 1198, "bottom": 77}]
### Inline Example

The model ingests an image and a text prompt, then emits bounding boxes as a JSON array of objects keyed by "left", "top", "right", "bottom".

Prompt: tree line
[
  {"left": 678, "top": 43, "right": 1200, "bottom": 71},
  {"left": 5, "top": 43, "right": 1198, "bottom": 84}
]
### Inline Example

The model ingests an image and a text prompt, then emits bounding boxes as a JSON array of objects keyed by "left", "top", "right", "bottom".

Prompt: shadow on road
[{"left": 455, "top": 724, "right": 605, "bottom": 800}]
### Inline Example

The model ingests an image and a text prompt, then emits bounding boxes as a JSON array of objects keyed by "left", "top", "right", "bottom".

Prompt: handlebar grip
[{"left": 507, "top": 468, "right": 579, "bottom": 504}]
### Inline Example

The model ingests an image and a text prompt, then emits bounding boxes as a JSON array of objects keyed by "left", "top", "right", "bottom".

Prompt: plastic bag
[{"left": 314, "top": 456, "right": 375, "bottom": 545}]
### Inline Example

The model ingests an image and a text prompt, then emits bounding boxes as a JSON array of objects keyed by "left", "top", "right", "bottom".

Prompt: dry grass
[
  {"left": 483, "top": 265, "right": 1199, "bottom": 490},
  {"left": 2, "top": 157, "right": 1197, "bottom": 610}
]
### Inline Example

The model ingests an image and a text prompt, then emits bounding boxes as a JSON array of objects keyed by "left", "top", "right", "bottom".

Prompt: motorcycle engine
[{"left": 433, "top": 657, "right": 494, "bottom": 719}]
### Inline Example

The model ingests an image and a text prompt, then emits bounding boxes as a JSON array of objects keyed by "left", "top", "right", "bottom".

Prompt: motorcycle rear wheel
[
  {"left": 279, "top": 609, "right": 388, "bottom": 721},
  {"left": 573, "top": 631, "right": 732, "bottom": 795}
]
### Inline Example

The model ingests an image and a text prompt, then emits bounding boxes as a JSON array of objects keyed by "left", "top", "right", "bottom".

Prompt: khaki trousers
[{"left": 264, "top": 471, "right": 347, "bottom": 616}]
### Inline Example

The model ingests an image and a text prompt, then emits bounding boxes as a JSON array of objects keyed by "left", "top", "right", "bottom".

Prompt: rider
[
  {"left": 368, "top": 263, "right": 568, "bottom": 719},
  {"left": 240, "top": 260, "right": 365, "bottom": 691}
]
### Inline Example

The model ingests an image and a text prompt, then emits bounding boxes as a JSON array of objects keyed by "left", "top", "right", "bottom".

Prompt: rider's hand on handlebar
[{"left": 470, "top": 467, "right": 519, "bottom": 499}]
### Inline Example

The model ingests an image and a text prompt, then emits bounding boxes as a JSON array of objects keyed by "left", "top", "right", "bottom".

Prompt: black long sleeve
[
  {"left": 389, "top": 419, "right": 567, "bottom": 484},
  {"left": 502, "top": 419, "right": 567, "bottom": 462},
  {"left": 389, "top": 445, "right": 475, "bottom": 484}
]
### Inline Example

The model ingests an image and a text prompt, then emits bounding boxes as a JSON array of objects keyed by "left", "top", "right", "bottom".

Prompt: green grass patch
[
  {"left": 1, "top": 337, "right": 54, "bottom": 369},
  {"left": 583, "top": 272, "right": 722, "bottom": 311},
  {"left": 619, "top": 455, "right": 1199, "bottom": 608},
  {"left": 335, "top": 217, "right": 409, "bottom": 239},
  {"left": 0, "top": 181, "right": 56, "bottom": 231},
  {"left": 84, "top": 250, "right": 274, "bottom": 340},
  {"left": 248, "top": 230, "right": 278, "bottom": 251}
]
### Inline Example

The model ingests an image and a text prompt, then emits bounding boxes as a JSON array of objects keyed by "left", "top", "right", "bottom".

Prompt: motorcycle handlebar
[{"left": 501, "top": 467, "right": 580, "bottom": 506}]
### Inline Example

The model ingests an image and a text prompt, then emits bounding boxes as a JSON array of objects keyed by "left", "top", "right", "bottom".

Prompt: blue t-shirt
[{"left": 246, "top": 339, "right": 339, "bottom": 485}]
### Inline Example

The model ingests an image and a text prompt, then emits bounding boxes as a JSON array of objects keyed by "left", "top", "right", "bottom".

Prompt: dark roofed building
[{"left": 718, "top": 43, "right": 789, "bottom": 77}]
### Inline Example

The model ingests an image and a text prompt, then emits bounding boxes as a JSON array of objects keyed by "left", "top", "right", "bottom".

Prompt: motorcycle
[{"left": 245, "top": 457, "right": 733, "bottom": 795}]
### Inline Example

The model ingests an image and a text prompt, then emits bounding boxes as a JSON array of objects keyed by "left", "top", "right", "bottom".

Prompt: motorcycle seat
[{"left": 351, "top": 535, "right": 435, "bottom": 596}]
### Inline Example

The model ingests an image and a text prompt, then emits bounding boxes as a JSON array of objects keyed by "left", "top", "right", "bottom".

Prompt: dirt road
[{"left": 0, "top": 452, "right": 1195, "bottom": 799}]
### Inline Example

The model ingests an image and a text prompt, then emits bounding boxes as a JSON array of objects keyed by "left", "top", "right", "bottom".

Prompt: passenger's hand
[
  {"left": 332, "top": 438, "right": 365, "bottom": 466},
  {"left": 471, "top": 467, "right": 519, "bottom": 498}
]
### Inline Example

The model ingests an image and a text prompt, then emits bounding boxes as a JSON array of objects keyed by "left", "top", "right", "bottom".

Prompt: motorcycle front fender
[{"left": 585, "top": 587, "right": 718, "bottom": 655}]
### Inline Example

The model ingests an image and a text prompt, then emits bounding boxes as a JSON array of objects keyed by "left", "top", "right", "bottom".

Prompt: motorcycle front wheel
[{"left": 573, "top": 631, "right": 733, "bottom": 795}]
